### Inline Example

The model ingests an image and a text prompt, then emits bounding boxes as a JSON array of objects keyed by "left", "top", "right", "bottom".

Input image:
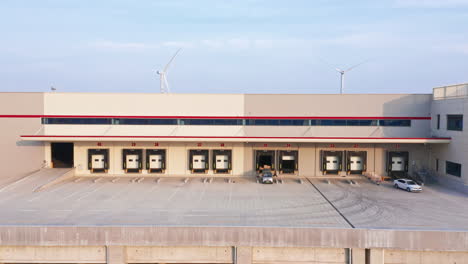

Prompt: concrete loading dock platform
[
  {"left": 2, "top": 169, "right": 467, "bottom": 229},
  {"left": 0, "top": 169, "right": 468, "bottom": 263}
]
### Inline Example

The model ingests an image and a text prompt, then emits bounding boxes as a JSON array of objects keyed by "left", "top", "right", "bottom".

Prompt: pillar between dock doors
[
  {"left": 368, "top": 248, "right": 384, "bottom": 264},
  {"left": 236, "top": 246, "right": 253, "bottom": 264},
  {"left": 107, "top": 245, "right": 126, "bottom": 264}
]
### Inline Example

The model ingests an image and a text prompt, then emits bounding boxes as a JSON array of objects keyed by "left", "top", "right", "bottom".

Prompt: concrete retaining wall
[{"left": 0, "top": 226, "right": 467, "bottom": 252}]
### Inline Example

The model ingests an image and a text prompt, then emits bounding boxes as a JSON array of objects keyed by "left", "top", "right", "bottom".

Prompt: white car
[
  {"left": 261, "top": 170, "right": 274, "bottom": 184},
  {"left": 393, "top": 179, "right": 422, "bottom": 192}
]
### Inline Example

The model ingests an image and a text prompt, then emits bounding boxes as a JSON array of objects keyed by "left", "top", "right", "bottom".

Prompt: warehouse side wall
[
  {"left": 430, "top": 97, "right": 468, "bottom": 190},
  {"left": 0, "top": 93, "right": 44, "bottom": 185}
]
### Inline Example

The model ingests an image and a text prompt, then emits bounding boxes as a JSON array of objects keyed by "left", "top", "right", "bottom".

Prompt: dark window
[
  {"left": 116, "top": 118, "right": 177, "bottom": 125},
  {"left": 447, "top": 115, "right": 463, "bottom": 131},
  {"left": 41, "top": 117, "right": 415, "bottom": 127},
  {"left": 42, "top": 118, "right": 111, "bottom": 125},
  {"left": 319, "top": 120, "right": 347, "bottom": 126},
  {"left": 436, "top": 159, "right": 439, "bottom": 172},
  {"left": 379, "top": 120, "right": 411, "bottom": 127},
  {"left": 446, "top": 161, "right": 462, "bottom": 177},
  {"left": 181, "top": 119, "right": 242, "bottom": 125},
  {"left": 346, "top": 120, "right": 378, "bottom": 126},
  {"left": 246, "top": 119, "right": 280, "bottom": 126},
  {"left": 436, "top": 114, "right": 440, "bottom": 130},
  {"left": 278, "top": 119, "right": 309, "bottom": 126}
]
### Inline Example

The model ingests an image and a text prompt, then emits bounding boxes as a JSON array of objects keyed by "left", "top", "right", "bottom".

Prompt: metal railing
[{"left": 433, "top": 83, "right": 468, "bottom": 100}]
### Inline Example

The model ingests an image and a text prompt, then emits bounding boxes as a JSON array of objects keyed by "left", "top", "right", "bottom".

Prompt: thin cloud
[
  {"left": 162, "top": 41, "right": 193, "bottom": 48},
  {"left": 89, "top": 41, "right": 157, "bottom": 51},
  {"left": 394, "top": 0, "right": 468, "bottom": 8}
]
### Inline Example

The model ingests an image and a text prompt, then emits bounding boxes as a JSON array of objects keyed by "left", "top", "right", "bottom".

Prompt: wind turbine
[
  {"left": 157, "top": 48, "right": 182, "bottom": 93},
  {"left": 320, "top": 58, "right": 370, "bottom": 94}
]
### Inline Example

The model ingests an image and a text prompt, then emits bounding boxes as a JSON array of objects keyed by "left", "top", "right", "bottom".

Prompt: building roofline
[
  {"left": 0, "top": 91, "right": 433, "bottom": 96},
  {"left": 0, "top": 115, "right": 431, "bottom": 120}
]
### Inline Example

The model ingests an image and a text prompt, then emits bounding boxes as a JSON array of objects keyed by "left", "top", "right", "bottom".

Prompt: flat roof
[{"left": 1, "top": 169, "right": 467, "bottom": 231}]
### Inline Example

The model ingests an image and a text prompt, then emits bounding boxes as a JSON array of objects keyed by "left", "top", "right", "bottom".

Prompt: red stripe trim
[
  {"left": 20, "top": 135, "right": 451, "bottom": 140},
  {"left": 0, "top": 115, "right": 431, "bottom": 120}
]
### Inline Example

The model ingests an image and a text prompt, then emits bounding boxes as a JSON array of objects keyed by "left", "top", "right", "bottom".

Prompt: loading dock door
[
  {"left": 88, "top": 149, "right": 109, "bottom": 173},
  {"left": 387, "top": 151, "right": 409, "bottom": 172},
  {"left": 279, "top": 150, "right": 298, "bottom": 174},
  {"left": 255, "top": 150, "right": 275, "bottom": 172},
  {"left": 146, "top": 149, "right": 166, "bottom": 173},
  {"left": 126, "top": 154, "right": 140, "bottom": 169},
  {"left": 212, "top": 149, "right": 232, "bottom": 174},
  {"left": 321, "top": 150, "right": 343, "bottom": 174},
  {"left": 91, "top": 154, "right": 105, "bottom": 169},
  {"left": 349, "top": 156, "right": 363, "bottom": 171},
  {"left": 189, "top": 149, "right": 209, "bottom": 173},
  {"left": 192, "top": 155, "right": 206, "bottom": 169},
  {"left": 391, "top": 157, "right": 405, "bottom": 171},
  {"left": 215, "top": 155, "right": 229, "bottom": 169},
  {"left": 345, "top": 151, "right": 367, "bottom": 174},
  {"left": 326, "top": 156, "right": 340, "bottom": 170},
  {"left": 387, "top": 151, "right": 409, "bottom": 178},
  {"left": 122, "top": 149, "right": 143, "bottom": 173},
  {"left": 51, "top": 143, "right": 74, "bottom": 168},
  {"left": 149, "top": 155, "right": 163, "bottom": 169}
]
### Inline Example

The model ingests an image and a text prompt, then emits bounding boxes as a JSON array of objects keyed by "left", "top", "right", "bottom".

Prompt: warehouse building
[
  {"left": 0, "top": 86, "right": 468, "bottom": 188},
  {"left": 1, "top": 84, "right": 468, "bottom": 264},
  {"left": 1, "top": 85, "right": 467, "bottom": 188}
]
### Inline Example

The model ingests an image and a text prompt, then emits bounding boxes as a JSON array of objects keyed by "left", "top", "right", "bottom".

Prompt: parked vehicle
[
  {"left": 393, "top": 178, "right": 422, "bottom": 192},
  {"left": 258, "top": 169, "right": 274, "bottom": 184}
]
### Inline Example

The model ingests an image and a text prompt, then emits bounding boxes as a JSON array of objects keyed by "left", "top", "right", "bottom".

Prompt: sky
[{"left": 1, "top": 0, "right": 468, "bottom": 94}]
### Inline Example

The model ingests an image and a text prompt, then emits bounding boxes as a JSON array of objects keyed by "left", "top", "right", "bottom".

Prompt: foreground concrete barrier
[{"left": 0, "top": 226, "right": 467, "bottom": 251}]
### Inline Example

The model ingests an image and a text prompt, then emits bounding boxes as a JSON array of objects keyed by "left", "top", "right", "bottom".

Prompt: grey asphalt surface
[
  {"left": 309, "top": 178, "right": 468, "bottom": 230},
  {"left": 0, "top": 169, "right": 467, "bottom": 230}
]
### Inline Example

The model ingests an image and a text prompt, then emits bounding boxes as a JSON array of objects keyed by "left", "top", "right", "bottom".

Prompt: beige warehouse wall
[
  {"left": 42, "top": 93, "right": 433, "bottom": 118},
  {"left": 244, "top": 94, "right": 432, "bottom": 116},
  {"left": 243, "top": 94, "right": 432, "bottom": 138},
  {"left": 44, "top": 93, "right": 245, "bottom": 116},
  {"left": 298, "top": 144, "right": 316, "bottom": 177},
  {"left": 39, "top": 93, "right": 433, "bottom": 139},
  {"left": 0, "top": 93, "right": 44, "bottom": 185}
]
